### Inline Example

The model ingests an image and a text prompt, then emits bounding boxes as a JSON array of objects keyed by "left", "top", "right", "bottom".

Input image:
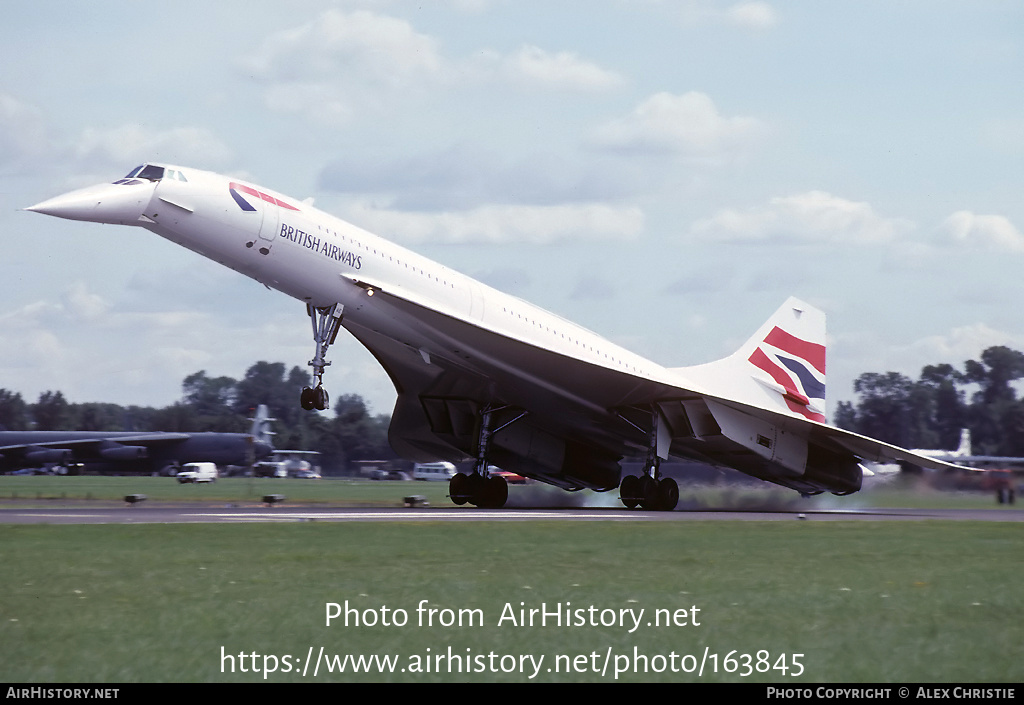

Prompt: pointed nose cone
[{"left": 26, "top": 181, "right": 156, "bottom": 225}]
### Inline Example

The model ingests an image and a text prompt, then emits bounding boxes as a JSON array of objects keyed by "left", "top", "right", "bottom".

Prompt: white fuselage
[{"left": 141, "top": 166, "right": 687, "bottom": 400}]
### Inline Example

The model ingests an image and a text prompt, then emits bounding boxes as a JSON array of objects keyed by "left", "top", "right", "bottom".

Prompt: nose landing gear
[
  {"left": 300, "top": 385, "right": 330, "bottom": 411},
  {"left": 301, "top": 303, "right": 344, "bottom": 411}
]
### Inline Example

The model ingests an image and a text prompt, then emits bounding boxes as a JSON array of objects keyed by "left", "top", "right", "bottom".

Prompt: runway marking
[
  {"left": 17, "top": 513, "right": 109, "bottom": 518},
  {"left": 4, "top": 506, "right": 1021, "bottom": 524},
  {"left": 185, "top": 510, "right": 649, "bottom": 522}
]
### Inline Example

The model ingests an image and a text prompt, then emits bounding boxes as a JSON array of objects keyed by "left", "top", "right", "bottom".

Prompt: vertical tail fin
[
  {"left": 673, "top": 297, "right": 828, "bottom": 422},
  {"left": 248, "top": 404, "right": 277, "bottom": 444},
  {"left": 955, "top": 428, "right": 971, "bottom": 456}
]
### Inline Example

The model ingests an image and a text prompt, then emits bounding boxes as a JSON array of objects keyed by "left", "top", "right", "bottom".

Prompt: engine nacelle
[
  {"left": 489, "top": 422, "right": 621, "bottom": 491},
  {"left": 99, "top": 443, "right": 149, "bottom": 461},
  {"left": 561, "top": 441, "right": 620, "bottom": 491},
  {"left": 804, "top": 444, "right": 862, "bottom": 495},
  {"left": 25, "top": 447, "right": 73, "bottom": 464}
]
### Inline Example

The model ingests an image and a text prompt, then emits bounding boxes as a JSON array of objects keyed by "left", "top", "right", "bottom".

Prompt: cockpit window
[
  {"left": 121, "top": 164, "right": 164, "bottom": 181},
  {"left": 117, "top": 164, "right": 184, "bottom": 185},
  {"left": 136, "top": 164, "right": 165, "bottom": 181}
]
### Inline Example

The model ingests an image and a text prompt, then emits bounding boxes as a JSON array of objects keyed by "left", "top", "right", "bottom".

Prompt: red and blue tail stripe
[{"left": 748, "top": 326, "right": 826, "bottom": 422}]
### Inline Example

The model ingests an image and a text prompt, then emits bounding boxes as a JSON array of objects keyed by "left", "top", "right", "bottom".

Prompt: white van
[
  {"left": 176, "top": 462, "right": 218, "bottom": 484},
  {"left": 412, "top": 462, "right": 456, "bottom": 481}
]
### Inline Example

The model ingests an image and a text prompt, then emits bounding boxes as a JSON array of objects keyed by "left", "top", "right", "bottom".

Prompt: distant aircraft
[
  {"left": 26, "top": 163, "right": 967, "bottom": 508},
  {"left": 909, "top": 429, "right": 1024, "bottom": 469},
  {"left": 900, "top": 429, "right": 1021, "bottom": 502},
  {"left": 911, "top": 428, "right": 973, "bottom": 463},
  {"left": 246, "top": 408, "right": 321, "bottom": 477},
  {"left": 0, "top": 404, "right": 274, "bottom": 475}
]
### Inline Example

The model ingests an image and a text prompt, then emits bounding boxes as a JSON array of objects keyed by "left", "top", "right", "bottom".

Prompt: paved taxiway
[{"left": 1, "top": 504, "right": 1021, "bottom": 524}]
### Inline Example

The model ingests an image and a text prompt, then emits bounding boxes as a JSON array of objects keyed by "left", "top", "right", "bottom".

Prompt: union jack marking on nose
[{"left": 229, "top": 182, "right": 300, "bottom": 212}]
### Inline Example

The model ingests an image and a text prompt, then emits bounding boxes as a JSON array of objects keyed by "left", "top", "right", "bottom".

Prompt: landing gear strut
[
  {"left": 618, "top": 405, "right": 678, "bottom": 511},
  {"left": 301, "top": 303, "right": 344, "bottom": 411},
  {"left": 448, "top": 404, "right": 526, "bottom": 509}
]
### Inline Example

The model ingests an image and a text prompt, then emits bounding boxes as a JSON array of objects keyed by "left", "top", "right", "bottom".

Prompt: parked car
[
  {"left": 176, "top": 462, "right": 218, "bottom": 484},
  {"left": 412, "top": 462, "right": 456, "bottom": 481}
]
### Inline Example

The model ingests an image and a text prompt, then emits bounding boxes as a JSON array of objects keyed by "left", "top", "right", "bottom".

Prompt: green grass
[
  {"left": 0, "top": 521, "right": 1020, "bottom": 683},
  {"left": 0, "top": 474, "right": 1017, "bottom": 511},
  {"left": 0, "top": 476, "right": 460, "bottom": 507}
]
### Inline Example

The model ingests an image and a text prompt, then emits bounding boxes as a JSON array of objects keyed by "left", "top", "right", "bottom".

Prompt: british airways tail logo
[
  {"left": 748, "top": 327, "right": 826, "bottom": 422},
  {"left": 229, "top": 182, "right": 300, "bottom": 212}
]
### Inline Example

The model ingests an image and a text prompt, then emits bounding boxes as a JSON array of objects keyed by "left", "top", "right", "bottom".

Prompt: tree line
[
  {"left": 835, "top": 345, "right": 1024, "bottom": 456},
  {"left": 3, "top": 347, "right": 1022, "bottom": 471},
  {"left": 0, "top": 361, "right": 397, "bottom": 473}
]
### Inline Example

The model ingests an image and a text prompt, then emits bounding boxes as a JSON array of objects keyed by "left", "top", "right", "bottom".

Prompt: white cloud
[
  {"left": 0, "top": 280, "right": 305, "bottom": 408},
  {"left": 592, "top": 92, "right": 765, "bottom": 162},
  {"left": 982, "top": 118, "right": 1024, "bottom": 153},
  {"left": 241, "top": 9, "right": 444, "bottom": 122},
  {"left": 669, "top": 1, "right": 780, "bottom": 30},
  {"left": 502, "top": 45, "right": 625, "bottom": 91},
  {"left": 60, "top": 282, "right": 110, "bottom": 320},
  {"left": 259, "top": 82, "right": 355, "bottom": 125},
  {"left": 73, "top": 124, "right": 233, "bottom": 170},
  {"left": 242, "top": 10, "right": 626, "bottom": 124},
  {"left": 1, "top": 283, "right": 108, "bottom": 330},
  {"left": 0, "top": 93, "right": 51, "bottom": 167},
  {"left": 726, "top": 2, "right": 779, "bottom": 29},
  {"left": 319, "top": 145, "right": 638, "bottom": 210},
  {"left": 245, "top": 9, "right": 442, "bottom": 86},
  {"left": 690, "top": 191, "right": 915, "bottom": 245},
  {"left": 838, "top": 323, "right": 1024, "bottom": 406},
  {"left": 448, "top": 0, "right": 491, "bottom": 11},
  {"left": 940, "top": 211, "right": 1024, "bottom": 252},
  {"left": 0, "top": 92, "right": 233, "bottom": 180},
  {"left": 345, "top": 201, "right": 645, "bottom": 244},
  {"left": 908, "top": 323, "right": 1024, "bottom": 365}
]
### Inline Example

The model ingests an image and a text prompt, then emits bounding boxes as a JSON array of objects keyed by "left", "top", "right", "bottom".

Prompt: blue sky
[{"left": 3, "top": 1, "right": 1023, "bottom": 420}]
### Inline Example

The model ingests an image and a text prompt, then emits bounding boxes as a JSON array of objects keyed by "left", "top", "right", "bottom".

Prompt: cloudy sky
[{"left": 3, "top": 1, "right": 1023, "bottom": 420}]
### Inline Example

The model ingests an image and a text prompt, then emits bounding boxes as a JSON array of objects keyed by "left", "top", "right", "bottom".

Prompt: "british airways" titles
[{"left": 279, "top": 223, "right": 362, "bottom": 269}]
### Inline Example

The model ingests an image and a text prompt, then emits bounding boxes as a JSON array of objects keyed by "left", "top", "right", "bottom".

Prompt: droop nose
[{"left": 26, "top": 181, "right": 156, "bottom": 225}]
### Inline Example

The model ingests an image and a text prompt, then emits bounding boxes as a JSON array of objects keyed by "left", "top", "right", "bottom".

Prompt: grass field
[
  {"left": 0, "top": 473, "right": 1017, "bottom": 511},
  {"left": 0, "top": 476, "right": 1021, "bottom": 683}
]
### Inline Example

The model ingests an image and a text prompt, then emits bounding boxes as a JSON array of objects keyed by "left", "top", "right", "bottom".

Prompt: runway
[{"left": 1, "top": 503, "right": 1022, "bottom": 524}]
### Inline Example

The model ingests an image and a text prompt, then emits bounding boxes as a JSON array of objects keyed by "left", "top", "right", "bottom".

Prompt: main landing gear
[
  {"left": 448, "top": 405, "right": 527, "bottom": 509},
  {"left": 449, "top": 472, "right": 508, "bottom": 509},
  {"left": 301, "top": 303, "right": 344, "bottom": 411},
  {"left": 618, "top": 405, "right": 679, "bottom": 511},
  {"left": 619, "top": 470, "right": 678, "bottom": 511}
]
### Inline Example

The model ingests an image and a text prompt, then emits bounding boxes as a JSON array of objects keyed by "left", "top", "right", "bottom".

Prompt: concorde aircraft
[{"left": 26, "top": 163, "right": 965, "bottom": 509}]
